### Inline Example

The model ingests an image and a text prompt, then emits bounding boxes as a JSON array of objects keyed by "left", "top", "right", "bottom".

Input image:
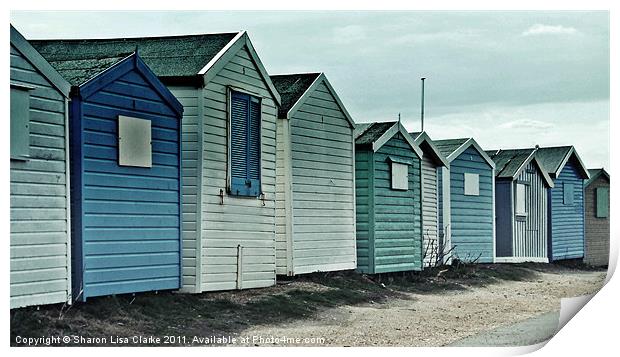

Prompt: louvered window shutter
[{"left": 229, "top": 91, "right": 261, "bottom": 196}]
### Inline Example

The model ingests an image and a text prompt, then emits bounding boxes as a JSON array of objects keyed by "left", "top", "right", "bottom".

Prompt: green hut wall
[{"left": 355, "top": 132, "right": 423, "bottom": 274}]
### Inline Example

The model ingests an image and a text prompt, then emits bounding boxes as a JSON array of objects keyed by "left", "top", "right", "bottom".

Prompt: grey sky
[{"left": 11, "top": 11, "right": 610, "bottom": 168}]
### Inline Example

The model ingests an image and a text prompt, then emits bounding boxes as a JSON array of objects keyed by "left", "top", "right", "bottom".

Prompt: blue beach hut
[
  {"left": 534, "top": 146, "right": 590, "bottom": 261},
  {"left": 433, "top": 138, "right": 496, "bottom": 263},
  {"left": 44, "top": 52, "right": 184, "bottom": 301}
]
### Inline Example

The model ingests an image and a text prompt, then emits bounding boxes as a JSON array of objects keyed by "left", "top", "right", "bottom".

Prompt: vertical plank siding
[
  {"left": 421, "top": 155, "right": 439, "bottom": 266},
  {"left": 512, "top": 162, "right": 547, "bottom": 259},
  {"left": 549, "top": 160, "right": 585, "bottom": 261},
  {"left": 10, "top": 44, "right": 71, "bottom": 308},
  {"left": 449, "top": 146, "right": 494, "bottom": 263},
  {"left": 287, "top": 80, "right": 356, "bottom": 274},
  {"left": 584, "top": 176, "right": 609, "bottom": 266},
  {"left": 77, "top": 69, "right": 181, "bottom": 299},
  {"left": 200, "top": 46, "right": 277, "bottom": 291}
]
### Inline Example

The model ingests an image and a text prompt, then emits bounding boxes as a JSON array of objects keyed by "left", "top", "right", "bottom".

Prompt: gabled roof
[
  {"left": 30, "top": 31, "right": 281, "bottom": 104},
  {"left": 10, "top": 25, "right": 70, "bottom": 97},
  {"left": 433, "top": 138, "right": 495, "bottom": 169},
  {"left": 52, "top": 52, "right": 183, "bottom": 117},
  {"left": 410, "top": 131, "right": 449, "bottom": 167},
  {"left": 353, "top": 122, "right": 373, "bottom": 139},
  {"left": 355, "top": 121, "right": 423, "bottom": 158},
  {"left": 45, "top": 52, "right": 133, "bottom": 86},
  {"left": 586, "top": 168, "right": 610, "bottom": 187},
  {"left": 270, "top": 72, "right": 321, "bottom": 117},
  {"left": 270, "top": 72, "right": 355, "bottom": 127},
  {"left": 433, "top": 138, "right": 469, "bottom": 158},
  {"left": 487, "top": 148, "right": 554, "bottom": 188},
  {"left": 535, "top": 146, "right": 590, "bottom": 179}
]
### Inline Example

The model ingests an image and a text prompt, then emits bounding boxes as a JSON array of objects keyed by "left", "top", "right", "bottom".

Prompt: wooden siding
[
  {"left": 584, "top": 176, "right": 609, "bottom": 266},
  {"left": 169, "top": 86, "right": 201, "bottom": 292},
  {"left": 355, "top": 148, "right": 372, "bottom": 273},
  {"left": 10, "top": 44, "right": 71, "bottom": 308},
  {"left": 549, "top": 159, "right": 585, "bottom": 261},
  {"left": 421, "top": 154, "right": 439, "bottom": 267},
  {"left": 200, "top": 45, "right": 277, "bottom": 291},
  {"left": 449, "top": 146, "right": 494, "bottom": 263},
  {"left": 78, "top": 69, "right": 181, "bottom": 300},
  {"left": 275, "top": 118, "right": 292, "bottom": 274},
  {"left": 513, "top": 162, "right": 547, "bottom": 259},
  {"left": 372, "top": 134, "right": 422, "bottom": 273},
  {"left": 286, "top": 80, "right": 356, "bottom": 274}
]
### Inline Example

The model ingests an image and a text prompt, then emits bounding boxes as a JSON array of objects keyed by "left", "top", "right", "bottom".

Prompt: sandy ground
[{"left": 232, "top": 269, "right": 606, "bottom": 347}]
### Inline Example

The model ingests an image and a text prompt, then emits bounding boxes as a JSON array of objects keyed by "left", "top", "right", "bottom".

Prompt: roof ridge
[
  {"left": 29, "top": 31, "right": 241, "bottom": 42},
  {"left": 270, "top": 72, "right": 322, "bottom": 77}
]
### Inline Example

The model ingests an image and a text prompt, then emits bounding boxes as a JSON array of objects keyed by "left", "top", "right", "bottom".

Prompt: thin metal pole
[{"left": 421, "top": 77, "right": 426, "bottom": 132}]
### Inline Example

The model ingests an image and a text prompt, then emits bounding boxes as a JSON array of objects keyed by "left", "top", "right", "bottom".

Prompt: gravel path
[{"left": 232, "top": 269, "right": 606, "bottom": 347}]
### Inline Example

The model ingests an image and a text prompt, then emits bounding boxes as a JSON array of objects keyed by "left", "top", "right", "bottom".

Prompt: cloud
[
  {"left": 522, "top": 24, "right": 578, "bottom": 36},
  {"left": 332, "top": 25, "right": 366, "bottom": 44},
  {"left": 499, "top": 118, "right": 554, "bottom": 130}
]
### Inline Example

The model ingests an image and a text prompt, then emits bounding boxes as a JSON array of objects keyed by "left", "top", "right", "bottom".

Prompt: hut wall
[
  {"left": 513, "top": 162, "right": 548, "bottom": 259},
  {"left": 449, "top": 146, "right": 494, "bottom": 263},
  {"left": 355, "top": 147, "right": 372, "bottom": 273},
  {"left": 549, "top": 159, "right": 585, "bottom": 261},
  {"left": 10, "top": 44, "right": 71, "bottom": 308},
  {"left": 75, "top": 66, "right": 182, "bottom": 300},
  {"left": 199, "top": 45, "right": 277, "bottom": 291},
  {"left": 372, "top": 133, "right": 422, "bottom": 273},
  {"left": 286, "top": 80, "right": 356, "bottom": 275},
  {"left": 584, "top": 176, "right": 610, "bottom": 266},
  {"left": 421, "top": 154, "right": 439, "bottom": 266}
]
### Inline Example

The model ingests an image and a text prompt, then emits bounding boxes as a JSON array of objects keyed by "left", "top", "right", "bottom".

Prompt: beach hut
[
  {"left": 534, "top": 146, "right": 590, "bottom": 261},
  {"left": 410, "top": 132, "right": 450, "bottom": 267},
  {"left": 270, "top": 72, "right": 356, "bottom": 276},
  {"left": 39, "top": 50, "right": 184, "bottom": 301},
  {"left": 354, "top": 121, "right": 424, "bottom": 274},
  {"left": 584, "top": 168, "right": 610, "bottom": 266},
  {"left": 433, "top": 138, "right": 496, "bottom": 263},
  {"left": 10, "top": 26, "right": 72, "bottom": 309},
  {"left": 486, "top": 148, "right": 554, "bottom": 263},
  {"left": 33, "top": 32, "right": 281, "bottom": 292}
]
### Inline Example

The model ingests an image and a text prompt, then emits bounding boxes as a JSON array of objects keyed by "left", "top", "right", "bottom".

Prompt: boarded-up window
[
  {"left": 464, "top": 173, "right": 479, "bottom": 196},
  {"left": 391, "top": 162, "right": 408, "bottom": 190},
  {"left": 516, "top": 183, "right": 526, "bottom": 215},
  {"left": 596, "top": 187, "right": 609, "bottom": 218},
  {"left": 10, "top": 87, "right": 30, "bottom": 159},
  {"left": 229, "top": 90, "right": 261, "bottom": 197},
  {"left": 563, "top": 182, "right": 574, "bottom": 205},
  {"left": 118, "top": 116, "right": 152, "bottom": 168}
]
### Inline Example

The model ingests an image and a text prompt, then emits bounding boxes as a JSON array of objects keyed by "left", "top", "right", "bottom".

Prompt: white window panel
[
  {"left": 516, "top": 183, "right": 526, "bottom": 215},
  {"left": 118, "top": 116, "right": 152, "bottom": 168},
  {"left": 391, "top": 162, "right": 408, "bottom": 190},
  {"left": 464, "top": 173, "right": 480, "bottom": 196}
]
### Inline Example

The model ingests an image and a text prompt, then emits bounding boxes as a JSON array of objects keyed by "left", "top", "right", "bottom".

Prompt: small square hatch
[{"left": 118, "top": 115, "right": 152, "bottom": 168}]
